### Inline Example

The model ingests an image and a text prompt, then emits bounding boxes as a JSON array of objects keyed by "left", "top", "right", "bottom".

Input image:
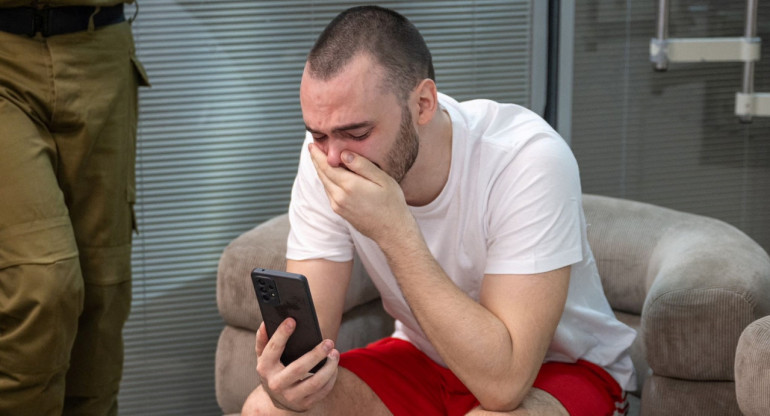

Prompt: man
[
  {"left": 243, "top": 5, "right": 636, "bottom": 416},
  {"left": 0, "top": 1, "right": 148, "bottom": 415}
]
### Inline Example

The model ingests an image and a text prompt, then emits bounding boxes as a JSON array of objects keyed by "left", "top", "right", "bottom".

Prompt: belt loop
[
  {"left": 128, "top": 0, "right": 140, "bottom": 25},
  {"left": 88, "top": 6, "right": 101, "bottom": 32},
  {"left": 32, "top": 7, "right": 52, "bottom": 37}
]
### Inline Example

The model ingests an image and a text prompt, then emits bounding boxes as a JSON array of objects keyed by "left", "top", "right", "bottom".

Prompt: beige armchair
[{"left": 215, "top": 194, "right": 770, "bottom": 416}]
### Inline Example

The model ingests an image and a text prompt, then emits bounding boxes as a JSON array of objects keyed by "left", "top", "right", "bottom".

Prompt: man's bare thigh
[{"left": 242, "top": 367, "right": 391, "bottom": 416}]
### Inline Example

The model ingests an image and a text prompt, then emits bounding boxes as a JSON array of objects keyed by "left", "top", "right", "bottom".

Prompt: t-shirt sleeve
[
  {"left": 484, "top": 134, "right": 584, "bottom": 275},
  {"left": 285, "top": 134, "right": 355, "bottom": 262}
]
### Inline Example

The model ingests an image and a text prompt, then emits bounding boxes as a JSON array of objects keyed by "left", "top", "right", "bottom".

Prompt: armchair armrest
[
  {"left": 642, "top": 213, "right": 770, "bottom": 381},
  {"left": 217, "top": 213, "right": 383, "bottom": 333},
  {"left": 735, "top": 315, "right": 770, "bottom": 416},
  {"left": 217, "top": 215, "right": 290, "bottom": 332},
  {"left": 215, "top": 214, "right": 391, "bottom": 415}
]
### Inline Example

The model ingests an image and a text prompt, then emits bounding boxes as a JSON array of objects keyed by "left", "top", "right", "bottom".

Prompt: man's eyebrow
[{"left": 305, "top": 121, "right": 374, "bottom": 135}]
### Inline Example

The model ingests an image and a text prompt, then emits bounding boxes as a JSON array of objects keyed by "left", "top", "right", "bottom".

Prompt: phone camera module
[{"left": 256, "top": 277, "right": 281, "bottom": 306}]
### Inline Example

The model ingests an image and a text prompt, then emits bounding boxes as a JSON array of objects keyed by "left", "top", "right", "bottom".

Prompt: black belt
[{"left": 0, "top": 4, "right": 125, "bottom": 37}]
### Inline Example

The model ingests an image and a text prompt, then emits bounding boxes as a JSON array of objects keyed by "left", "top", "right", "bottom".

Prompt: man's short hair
[{"left": 307, "top": 5, "right": 435, "bottom": 101}]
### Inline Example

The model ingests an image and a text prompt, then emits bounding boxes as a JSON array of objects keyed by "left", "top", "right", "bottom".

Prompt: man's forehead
[
  {"left": 301, "top": 54, "right": 389, "bottom": 94},
  {"left": 301, "top": 69, "right": 399, "bottom": 127}
]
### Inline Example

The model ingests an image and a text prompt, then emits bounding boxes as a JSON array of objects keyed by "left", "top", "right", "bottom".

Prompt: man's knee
[
  {"left": 0, "top": 216, "right": 84, "bottom": 415},
  {"left": 241, "top": 386, "right": 278, "bottom": 416},
  {"left": 514, "top": 388, "right": 569, "bottom": 416},
  {"left": 467, "top": 388, "right": 569, "bottom": 416}
]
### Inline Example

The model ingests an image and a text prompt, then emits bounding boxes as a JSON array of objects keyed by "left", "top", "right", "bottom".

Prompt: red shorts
[{"left": 339, "top": 338, "right": 628, "bottom": 416}]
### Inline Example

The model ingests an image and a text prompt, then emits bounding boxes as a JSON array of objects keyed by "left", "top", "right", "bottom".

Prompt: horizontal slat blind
[
  {"left": 121, "top": 1, "right": 537, "bottom": 414},
  {"left": 570, "top": 0, "right": 770, "bottom": 251}
]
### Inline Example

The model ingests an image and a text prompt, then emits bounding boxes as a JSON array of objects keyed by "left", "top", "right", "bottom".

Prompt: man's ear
[{"left": 414, "top": 79, "right": 438, "bottom": 126}]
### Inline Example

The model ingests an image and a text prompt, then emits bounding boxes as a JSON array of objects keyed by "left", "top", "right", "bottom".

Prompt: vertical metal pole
[
  {"left": 654, "top": 0, "right": 669, "bottom": 71},
  {"left": 740, "top": 0, "right": 759, "bottom": 122},
  {"left": 544, "top": 0, "right": 560, "bottom": 128}
]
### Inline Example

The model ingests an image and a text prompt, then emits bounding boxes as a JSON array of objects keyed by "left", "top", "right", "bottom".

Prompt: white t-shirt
[{"left": 286, "top": 93, "right": 637, "bottom": 391}]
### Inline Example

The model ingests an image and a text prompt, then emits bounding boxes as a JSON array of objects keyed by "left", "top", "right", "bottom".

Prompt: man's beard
[{"left": 385, "top": 105, "right": 420, "bottom": 184}]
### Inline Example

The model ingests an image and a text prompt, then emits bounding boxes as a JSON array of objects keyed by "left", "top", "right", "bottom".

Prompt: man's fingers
[
  {"left": 285, "top": 339, "right": 335, "bottom": 376},
  {"left": 258, "top": 318, "right": 295, "bottom": 364},
  {"left": 308, "top": 143, "right": 383, "bottom": 188},
  {"left": 256, "top": 318, "right": 298, "bottom": 395},
  {"left": 339, "top": 150, "right": 388, "bottom": 184},
  {"left": 308, "top": 143, "right": 344, "bottom": 194},
  {"left": 290, "top": 349, "right": 340, "bottom": 406},
  {"left": 260, "top": 337, "right": 340, "bottom": 412},
  {"left": 307, "top": 143, "right": 361, "bottom": 215},
  {"left": 255, "top": 322, "right": 268, "bottom": 357},
  {"left": 281, "top": 346, "right": 340, "bottom": 408}
]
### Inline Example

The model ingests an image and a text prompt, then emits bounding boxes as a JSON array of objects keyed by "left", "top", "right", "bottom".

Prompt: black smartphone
[{"left": 251, "top": 268, "right": 327, "bottom": 373}]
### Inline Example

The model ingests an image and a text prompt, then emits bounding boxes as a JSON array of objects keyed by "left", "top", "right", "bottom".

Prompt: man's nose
[{"left": 323, "top": 138, "right": 346, "bottom": 168}]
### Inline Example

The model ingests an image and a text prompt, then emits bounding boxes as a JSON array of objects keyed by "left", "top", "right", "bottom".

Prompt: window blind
[
  {"left": 121, "top": 1, "right": 542, "bottom": 414},
  {"left": 569, "top": 0, "right": 770, "bottom": 251}
]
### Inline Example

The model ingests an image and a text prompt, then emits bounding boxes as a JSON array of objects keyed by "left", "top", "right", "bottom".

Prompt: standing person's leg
[
  {"left": 0, "top": 31, "right": 84, "bottom": 416},
  {"left": 47, "top": 20, "right": 148, "bottom": 416}
]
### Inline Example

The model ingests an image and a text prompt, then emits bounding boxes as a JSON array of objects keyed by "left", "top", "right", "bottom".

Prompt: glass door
[{"left": 568, "top": 0, "right": 770, "bottom": 252}]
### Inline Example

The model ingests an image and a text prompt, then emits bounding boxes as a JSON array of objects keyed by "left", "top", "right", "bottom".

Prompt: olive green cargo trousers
[{"left": 0, "top": 20, "right": 149, "bottom": 416}]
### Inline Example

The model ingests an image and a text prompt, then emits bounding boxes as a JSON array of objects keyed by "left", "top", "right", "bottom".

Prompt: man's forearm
[
  {"left": 378, "top": 222, "right": 534, "bottom": 411},
  {"left": 286, "top": 258, "right": 353, "bottom": 342}
]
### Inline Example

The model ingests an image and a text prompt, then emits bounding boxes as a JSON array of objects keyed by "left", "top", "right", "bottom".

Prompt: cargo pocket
[
  {"left": 128, "top": 187, "right": 138, "bottom": 235},
  {"left": 130, "top": 54, "right": 151, "bottom": 87}
]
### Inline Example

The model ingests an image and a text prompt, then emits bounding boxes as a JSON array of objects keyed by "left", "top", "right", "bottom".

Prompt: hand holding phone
[{"left": 251, "top": 268, "right": 327, "bottom": 373}]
